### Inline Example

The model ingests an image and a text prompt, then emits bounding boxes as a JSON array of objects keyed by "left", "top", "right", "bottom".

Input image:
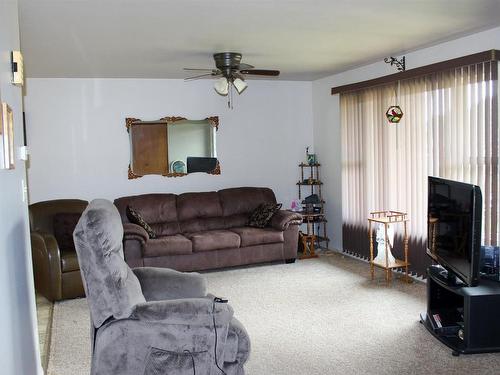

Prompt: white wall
[
  {"left": 0, "top": 0, "right": 41, "bottom": 373},
  {"left": 25, "top": 79, "right": 313, "bottom": 206},
  {"left": 313, "top": 26, "right": 500, "bottom": 252}
]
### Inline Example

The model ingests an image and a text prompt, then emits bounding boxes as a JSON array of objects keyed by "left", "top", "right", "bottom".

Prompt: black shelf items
[
  {"left": 420, "top": 265, "right": 500, "bottom": 356},
  {"left": 297, "top": 162, "right": 329, "bottom": 249}
]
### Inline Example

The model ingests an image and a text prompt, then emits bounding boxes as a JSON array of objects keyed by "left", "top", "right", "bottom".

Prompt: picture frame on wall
[{"left": 0, "top": 102, "right": 15, "bottom": 170}]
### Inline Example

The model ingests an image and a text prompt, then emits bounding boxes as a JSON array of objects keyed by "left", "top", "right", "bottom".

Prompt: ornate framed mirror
[{"left": 126, "top": 116, "right": 220, "bottom": 179}]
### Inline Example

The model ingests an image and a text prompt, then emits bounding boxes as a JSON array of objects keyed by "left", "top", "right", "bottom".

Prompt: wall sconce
[{"left": 11, "top": 51, "right": 24, "bottom": 86}]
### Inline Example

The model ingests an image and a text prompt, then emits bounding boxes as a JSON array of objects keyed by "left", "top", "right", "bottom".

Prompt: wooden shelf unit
[
  {"left": 368, "top": 210, "right": 410, "bottom": 283},
  {"left": 297, "top": 162, "right": 329, "bottom": 250},
  {"left": 296, "top": 181, "right": 324, "bottom": 186}
]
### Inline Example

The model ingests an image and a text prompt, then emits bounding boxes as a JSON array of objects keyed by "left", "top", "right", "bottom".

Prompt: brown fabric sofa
[
  {"left": 29, "top": 199, "right": 88, "bottom": 301},
  {"left": 114, "top": 187, "right": 302, "bottom": 271}
]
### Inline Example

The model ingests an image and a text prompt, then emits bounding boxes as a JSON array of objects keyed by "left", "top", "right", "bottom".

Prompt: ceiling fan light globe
[
  {"left": 233, "top": 78, "right": 248, "bottom": 94},
  {"left": 214, "top": 77, "right": 229, "bottom": 96}
]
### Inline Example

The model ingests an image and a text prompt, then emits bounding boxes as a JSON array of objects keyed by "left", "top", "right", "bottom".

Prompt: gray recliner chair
[{"left": 73, "top": 199, "right": 250, "bottom": 375}]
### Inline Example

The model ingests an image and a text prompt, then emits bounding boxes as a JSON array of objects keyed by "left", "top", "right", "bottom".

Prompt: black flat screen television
[
  {"left": 427, "top": 176, "right": 482, "bottom": 286},
  {"left": 187, "top": 157, "right": 218, "bottom": 174}
]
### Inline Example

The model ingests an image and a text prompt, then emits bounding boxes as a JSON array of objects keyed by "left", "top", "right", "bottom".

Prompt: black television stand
[{"left": 420, "top": 265, "right": 500, "bottom": 355}]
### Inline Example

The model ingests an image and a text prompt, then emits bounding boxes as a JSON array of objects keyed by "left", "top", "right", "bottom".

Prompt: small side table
[
  {"left": 299, "top": 232, "right": 318, "bottom": 259},
  {"left": 368, "top": 210, "right": 411, "bottom": 283}
]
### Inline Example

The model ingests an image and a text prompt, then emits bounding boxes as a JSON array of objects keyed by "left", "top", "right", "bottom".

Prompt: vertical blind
[{"left": 341, "top": 61, "right": 499, "bottom": 276}]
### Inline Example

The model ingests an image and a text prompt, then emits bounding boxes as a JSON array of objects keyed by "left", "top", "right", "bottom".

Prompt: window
[{"left": 341, "top": 61, "right": 498, "bottom": 275}]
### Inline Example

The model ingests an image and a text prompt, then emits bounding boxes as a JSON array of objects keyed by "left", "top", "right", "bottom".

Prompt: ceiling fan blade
[
  {"left": 240, "top": 69, "right": 280, "bottom": 76},
  {"left": 184, "top": 73, "right": 219, "bottom": 81},
  {"left": 183, "top": 68, "right": 215, "bottom": 71},
  {"left": 236, "top": 63, "right": 255, "bottom": 70}
]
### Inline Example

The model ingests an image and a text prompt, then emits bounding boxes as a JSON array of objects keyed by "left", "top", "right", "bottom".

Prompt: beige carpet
[{"left": 48, "top": 253, "right": 500, "bottom": 375}]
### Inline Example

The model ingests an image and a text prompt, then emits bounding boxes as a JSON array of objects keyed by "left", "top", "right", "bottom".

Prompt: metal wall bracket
[{"left": 384, "top": 56, "right": 406, "bottom": 72}]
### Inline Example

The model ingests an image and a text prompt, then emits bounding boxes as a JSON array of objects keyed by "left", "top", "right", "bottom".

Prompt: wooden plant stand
[{"left": 368, "top": 210, "right": 411, "bottom": 283}]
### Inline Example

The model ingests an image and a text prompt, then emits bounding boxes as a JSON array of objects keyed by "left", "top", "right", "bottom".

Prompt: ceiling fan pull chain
[{"left": 230, "top": 83, "right": 234, "bottom": 109}]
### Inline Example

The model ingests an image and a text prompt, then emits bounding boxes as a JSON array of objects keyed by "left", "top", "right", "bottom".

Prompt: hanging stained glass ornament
[{"left": 386, "top": 105, "right": 403, "bottom": 124}]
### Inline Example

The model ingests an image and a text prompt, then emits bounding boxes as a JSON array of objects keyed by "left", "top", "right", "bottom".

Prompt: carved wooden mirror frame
[{"left": 126, "top": 116, "right": 220, "bottom": 179}]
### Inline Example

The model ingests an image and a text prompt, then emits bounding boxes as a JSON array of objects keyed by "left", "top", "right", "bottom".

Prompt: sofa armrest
[
  {"left": 132, "top": 267, "right": 207, "bottom": 301},
  {"left": 123, "top": 222, "right": 149, "bottom": 242},
  {"left": 270, "top": 210, "right": 303, "bottom": 231},
  {"left": 30, "top": 231, "right": 63, "bottom": 301},
  {"left": 131, "top": 297, "right": 234, "bottom": 326}
]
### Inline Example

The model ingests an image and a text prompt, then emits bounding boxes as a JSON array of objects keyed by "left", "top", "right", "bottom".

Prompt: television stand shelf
[{"left": 421, "top": 265, "right": 500, "bottom": 356}]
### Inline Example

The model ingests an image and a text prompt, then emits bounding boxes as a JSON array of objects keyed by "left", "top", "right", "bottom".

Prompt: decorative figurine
[
  {"left": 306, "top": 146, "right": 317, "bottom": 165},
  {"left": 291, "top": 199, "right": 302, "bottom": 212},
  {"left": 374, "top": 223, "right": 396, "bottom": 265}
]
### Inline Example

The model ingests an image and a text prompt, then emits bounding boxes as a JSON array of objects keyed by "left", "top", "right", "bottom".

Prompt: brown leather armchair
[{"left": 29, "top": 199, "right": 88, "bottom": 301}]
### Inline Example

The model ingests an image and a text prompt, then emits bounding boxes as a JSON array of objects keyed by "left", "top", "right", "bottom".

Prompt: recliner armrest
[
  {"left": 270, "top": 210, "right": 303, "bottom": 231},
  {"left": 225, "top": 317, "right": 251, "bottom": 364},
  {"left": 123, "top": 223, "right": 149, "bottom": 242},
  {"left": 130, "top": 297, "right": 234, "bottom": 326},
  {"left": 132, "top": 267, "right": 207, "bottom": 301},
  {"left": 30, "top": 231, "right": 63, "bottom": 301}
]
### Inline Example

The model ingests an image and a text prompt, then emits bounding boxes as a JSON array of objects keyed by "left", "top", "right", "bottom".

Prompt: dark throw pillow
[
  {"left": 126, "top": 205, "right": 156, "bottom": 239},
  {"left": 247, "top": 203, "right": 282, "bottom": 228}
]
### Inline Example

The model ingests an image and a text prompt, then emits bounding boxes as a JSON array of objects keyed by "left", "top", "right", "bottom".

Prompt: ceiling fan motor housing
[{"left": 214, "top": 52, "right": 242, "bottom": 77}]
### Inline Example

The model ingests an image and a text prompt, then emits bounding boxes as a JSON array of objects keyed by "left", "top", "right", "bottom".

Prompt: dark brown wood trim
[{"left": 331, "top": 50, "right": 500, "bottom": 95}]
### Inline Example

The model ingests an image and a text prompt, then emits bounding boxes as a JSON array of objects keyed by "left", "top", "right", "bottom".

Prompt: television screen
[
  {"left": 186, "top": 157, "right": 218, "bottom": 173},
  {"left": 428, "top": 177, "right": 482, "bottom": 286}
]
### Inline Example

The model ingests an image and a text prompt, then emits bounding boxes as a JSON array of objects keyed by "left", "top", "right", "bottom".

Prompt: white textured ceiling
[{"left": 18, "top": 0, "right": 500, "bottom": 80}]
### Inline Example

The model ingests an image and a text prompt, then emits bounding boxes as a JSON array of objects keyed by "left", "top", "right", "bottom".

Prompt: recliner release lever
[{"left": 214, "top": 297, "right": 228, "bottom": 304}]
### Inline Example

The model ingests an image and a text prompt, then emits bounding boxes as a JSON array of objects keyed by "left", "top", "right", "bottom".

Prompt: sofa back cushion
[
  {"left": 73, "top": 199, "right": 145, "bottom": 328},
  {"left": 115, "top": 187, "right": 278, "bottom": 234},
  {"left": 114, "top": 194, "right": 180, "bottom": 236},
  {"left": 219, "top": 187, "right": 277, "bottom": 225},
  {"left": 177, "top": 192, "right": 226, "bottom": 233}
]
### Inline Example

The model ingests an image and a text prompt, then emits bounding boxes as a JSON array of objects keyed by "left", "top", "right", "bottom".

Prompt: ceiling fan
[{"left": 184, "top": 52, "right": 280, "bottom": 107}]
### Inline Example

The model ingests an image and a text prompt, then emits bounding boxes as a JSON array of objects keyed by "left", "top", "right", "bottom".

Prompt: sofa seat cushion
[
  {"left": 186, "top": 230, "right": 241, "bottom": 252},
  {"left": 143, "top": 235, "right": 192, "bottom": 258},
  {"left": 61, "top": 250, "right": 80, "bottom": 272},
  {"left": 230, "top": 226, "right": 284, "bottom": 247}
]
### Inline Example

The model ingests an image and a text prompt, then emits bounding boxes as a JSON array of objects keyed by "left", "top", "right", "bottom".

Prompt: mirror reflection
[
  {"left": 167, "top": 120, "right": 217, "bottom": 174},
  {"left": 127, "top": 116, "right": 219, "bottom": 179}
]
